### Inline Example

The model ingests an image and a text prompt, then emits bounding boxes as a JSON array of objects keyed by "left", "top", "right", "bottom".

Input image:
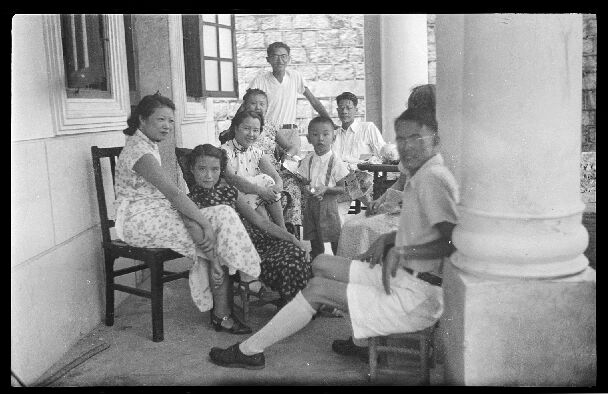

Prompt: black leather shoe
[
  {"left": 332, "top": 337, "right": 368, "bottom": 361},
  {"left": 210, "top": 313, "right": 252, "bottom": 335},
  {"left": 209, "top": 342, "right": 265, "bottom": 370}
]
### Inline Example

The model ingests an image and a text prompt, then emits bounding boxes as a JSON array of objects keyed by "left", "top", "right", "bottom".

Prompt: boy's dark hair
[
  {"left": 187, "top": 144, "right": 228, "bottom": 186},
  {"left": 336, "top": 92, "right": 358, "bottom": 107},
  {"left": 308, "top": 116, "right": 335, "bottom": 132},
  {"left": 267, "top": 41, "right": 291, "bottom": 56},
  {"left": 124, "top": 93, "right": 175, "bottom": 136},
  {"left": 394, "top": 107, "right": 439, "bottom": 134}
]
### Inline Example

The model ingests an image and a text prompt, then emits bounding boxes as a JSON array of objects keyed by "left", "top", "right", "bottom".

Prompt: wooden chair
[
  {"left": 368, "top": 323, "right": 438, "bottom": 385},
  {"left": 91, "top": 146, "right": 190, "bottom": 342}
]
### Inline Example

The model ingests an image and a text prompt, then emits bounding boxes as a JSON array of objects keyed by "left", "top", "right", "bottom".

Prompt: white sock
[{"left": 239, "top": 291, "right": 316, "bottom": 355}]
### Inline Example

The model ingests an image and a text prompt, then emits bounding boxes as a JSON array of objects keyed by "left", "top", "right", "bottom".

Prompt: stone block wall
[
  {"left": 211, "top": 14, "right": 594, "bottom": 204},
  {"left": 214, "top": 14, "right": 367, "bottom": 137},
  {"left": 581, "top": 14, "right": 596, "bottom": 205}
]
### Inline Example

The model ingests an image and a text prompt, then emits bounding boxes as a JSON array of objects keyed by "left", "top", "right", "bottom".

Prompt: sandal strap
[{"left": 213, "top": 313, "right": 231, "bottom": 322}]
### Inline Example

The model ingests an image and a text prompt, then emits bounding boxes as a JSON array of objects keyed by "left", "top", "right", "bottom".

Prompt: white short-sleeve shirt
[
  {"left": 333, "top": 120, "right": 386, "bottom": 165},
  {"left": 297, "top": 150, "right": 350, "bottom": 188},
  {"left": 248, "top": 69, "right": 306, "bottom": 126},
  {"left": 396, "top": 153, "right": 460, "bottom": 271}
]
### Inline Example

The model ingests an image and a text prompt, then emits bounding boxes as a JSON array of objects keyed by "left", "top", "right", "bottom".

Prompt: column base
[{"left": 441, "top": 263, "right": 596, "bottom": 386}]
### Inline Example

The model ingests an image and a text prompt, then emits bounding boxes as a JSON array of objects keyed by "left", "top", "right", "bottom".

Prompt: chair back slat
[
  {"left": 175, "top": 147, "right": 194, "bottom": 189},
  {"left": 109, "top": 155, "right": 117, "bottom": 186},
  {"left": 91, "top": 146, "right": 123, "bottom": 244}
]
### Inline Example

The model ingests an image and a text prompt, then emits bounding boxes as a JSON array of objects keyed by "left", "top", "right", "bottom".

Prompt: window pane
[
  {"left": 220, "top": 61, "right": 234, "bottom": 92},
  {"left": 204, "top": 60, "right": 219, "bottom": 91},
  {"left": 60, "top": 14, "right": 109, "bottom": 96},
  {"left": 217, "top": 14, "right": 231, "bottom": 26},
  {"left": 202, "top": 14, "right": 216, "bottom": 23},
  {"left": 202, "top": 25, "right": 217, "bottom": 57},
  {"left": 218, "top": 27, "right": 232, "bottom": 59}
]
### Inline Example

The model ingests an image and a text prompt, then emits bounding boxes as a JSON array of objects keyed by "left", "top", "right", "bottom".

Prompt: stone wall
[
  {"left": 581, "top": 13, "right": 596, "bottom": 205},
  {"left": 214, "top": 14, "right": 366, "bottom": 137},
  {"left": 213, "top": 14, "right": 439, "bottom": 138},
  {"left": 211, "top": 14, "right": 595, "bottom": 203}
]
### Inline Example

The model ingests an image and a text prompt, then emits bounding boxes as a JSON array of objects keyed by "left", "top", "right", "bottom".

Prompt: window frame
[
  {"left": 182, "top": 14, "right": 238, "bottom": 100},
  {"left": 42, "top": 14, "right": 130, "bottom": 135}
]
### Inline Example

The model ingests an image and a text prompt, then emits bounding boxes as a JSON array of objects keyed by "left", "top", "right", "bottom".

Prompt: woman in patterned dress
[
  {"left": 219, "top": 89, "right": 304, "bottom": 234},
  {"left": 114, "top": 94, "right": 260, "bottom": 334},
  {"left": 186, "top": 144, "right": 312, "bottom": 308}
]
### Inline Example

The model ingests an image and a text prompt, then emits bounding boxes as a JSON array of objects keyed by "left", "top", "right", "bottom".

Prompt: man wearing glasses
[{"left": 248, "top": 42, "right": 334, "bottom": 156}]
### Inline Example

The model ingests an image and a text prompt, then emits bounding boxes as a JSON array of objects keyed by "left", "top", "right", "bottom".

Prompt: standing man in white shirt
[
  {"left": 248, "top": 42, "right": 334, "bottom": 157},
  {"left": 333, "top": 91, "right": 387, "bottom": 221}
]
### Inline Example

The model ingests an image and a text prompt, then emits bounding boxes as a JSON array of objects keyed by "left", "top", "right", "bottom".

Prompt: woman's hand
[
  {"left": 366, "top": 196, "right": 385, "bottom": 216},
  {"left": 210, "top": 259, "right": 225, "bottom": 288},
  {"left": 195, "top": 224, "right": 216, "bottom": 254},
  {"left": 269, "top": 183, "right": 283, "bottom": 195},
  {"left": 257, "top": 185, "right": 278, "bottom": 203},
  {"left": 290, "top": 236, "right": 311, "bottom": 261}
]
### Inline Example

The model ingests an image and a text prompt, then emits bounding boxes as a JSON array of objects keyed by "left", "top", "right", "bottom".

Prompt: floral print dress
[
  {"left": 114, "top": 130, "right": 261, "bottom": 312},
  {"left": 253, "top": 121, "right": 304, "bottom": 227},
  {"left": 188, "top": 183, "right": 312, "bottom": 300}
]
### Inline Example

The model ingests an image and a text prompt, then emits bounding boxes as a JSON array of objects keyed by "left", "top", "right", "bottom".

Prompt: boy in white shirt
[{"left": 297, "top": 116, "right": 350, "bottom": 260}]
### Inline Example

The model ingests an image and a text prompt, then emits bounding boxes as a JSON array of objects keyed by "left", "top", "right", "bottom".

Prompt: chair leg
[
  {"left": 241, "top": 283, "right": 250, "bottom": 323},
  {"left": 368, "top": 337, "right": 378, "bottom": 382},
  {"left": 420, "top": 333, "right": 430, "bottom": 385},
  {"left": 104, "top": 253, "right": 115, "bottom": 326},
  {"left": 149, "top": 259, "right": 164, "bottom": 342}
]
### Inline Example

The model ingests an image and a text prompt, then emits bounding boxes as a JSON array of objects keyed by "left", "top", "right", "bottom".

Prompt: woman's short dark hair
[
  {"left": 187, "top": 144, "right": 228, "bottom": 186},
  {"left": 394, "top": 107, "right": 439, "bottom": 135},
  {"left": 407, "top": 84, "right": 436, "bottom": 114},
  {"left": 267, "top": 41, "right": 290, "bottom": 56},
  {"left": 230, "top": 110, "right": 264, "bottom": 134},
  {"left": 123, "top": 93, "right": 176, "bottom": 136},
  {"left": 336, "top": 92, "right": 358, "bottom": 107},
  {"left": 243, "top": 88, "right": 267, "bottom": 103}
]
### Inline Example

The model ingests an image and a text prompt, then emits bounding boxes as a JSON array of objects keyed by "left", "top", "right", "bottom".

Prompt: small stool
[
  {"left": 232, "top": 276, "right": 280, "bottom": 323},
  {"left": 368, "top": 323, "right": 437, "bottom": 384},
  {"left": 234, "top": 278, "right": 255, "bottom": 323}
]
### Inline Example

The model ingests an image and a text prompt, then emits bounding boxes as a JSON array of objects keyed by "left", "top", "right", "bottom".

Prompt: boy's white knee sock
[{"left": 239, "top": 291, "right": 316, "bottom": 355}]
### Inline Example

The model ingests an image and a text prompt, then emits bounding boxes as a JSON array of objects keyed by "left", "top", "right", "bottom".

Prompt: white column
[
  {"left": 450, "top": 14, "right": 588, "bottom": 279},
  {"left": 438, "top": 14, "right": 595, "bottom": 385},
  {"left": 380, "top": 14, "right": 428, "bottom": 142}
]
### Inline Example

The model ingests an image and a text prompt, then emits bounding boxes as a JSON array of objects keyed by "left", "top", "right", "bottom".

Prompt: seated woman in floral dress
[
  {"left": 114, "top": 94, "right": 261, "bottom": 334},
  {"left": 186, "top": 144, "right": 312, "bottom": 309},
  {"left": 219, "top": 88, "right": 304, "bottom": 237}
]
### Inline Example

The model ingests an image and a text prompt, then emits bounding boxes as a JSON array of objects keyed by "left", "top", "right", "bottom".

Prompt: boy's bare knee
[
  {"left": 301, "top": 277, "right": 328, "bottom": 305},
  {"left": 312, "top": 254, "right": 336, "bottom": 274}
]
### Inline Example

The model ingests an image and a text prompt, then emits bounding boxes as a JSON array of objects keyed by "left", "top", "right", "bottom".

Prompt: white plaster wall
[
  {"left": 180, "top": 121, "right": 218, "bottom": 149},
  {"left": 11, "top": 227, "right": 105, "bottom": 383},
  {"left": 11, "top": 15, "right": 53, "bottom": 141},
  {"left": 11, "top": 15, "right": 139, "bottom": 384}
]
